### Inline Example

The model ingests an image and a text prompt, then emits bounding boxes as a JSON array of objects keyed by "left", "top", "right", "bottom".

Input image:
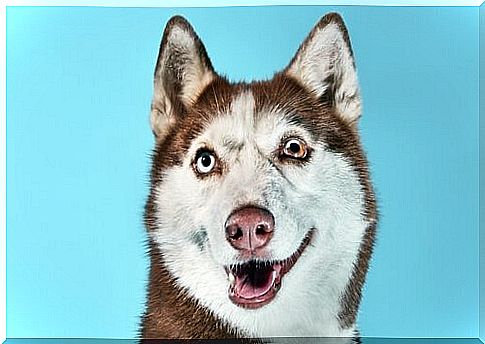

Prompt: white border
[
  {"left": 1, "top": 2, "right": 5, "bottom": 342},
  {"left": 3, "top": 0, "right": 485, "bottom": 6},
  {"left": 2, "top": 0, "right": 483, "bottom": 342}
]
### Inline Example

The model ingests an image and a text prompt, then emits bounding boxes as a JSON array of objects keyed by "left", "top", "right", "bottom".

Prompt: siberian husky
[{"left": 141, "top": 13, "right": 377, "bottom": 341}]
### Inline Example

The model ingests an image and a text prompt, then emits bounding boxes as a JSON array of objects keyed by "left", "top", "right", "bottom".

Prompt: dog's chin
[{"left": 224, "top": 229, "right": 315, "bottom": 309}]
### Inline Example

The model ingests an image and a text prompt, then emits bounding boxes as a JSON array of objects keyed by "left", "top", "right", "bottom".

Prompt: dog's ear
[
  {"left": 150, "top": 16, "right": 215, "bottom": 140},
  {"left": 285, "top": 13, "right": 361, "bottom": 125}
]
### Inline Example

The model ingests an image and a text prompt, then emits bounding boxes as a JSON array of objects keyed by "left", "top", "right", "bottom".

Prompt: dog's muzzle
[{"left": 223, "top": 206, "right": 314, "bottom": 309}]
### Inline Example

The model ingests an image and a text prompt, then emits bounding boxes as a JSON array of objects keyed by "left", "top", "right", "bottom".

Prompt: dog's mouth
[{"left": 225, "top": 229, "right": 314, "bottom": 309}]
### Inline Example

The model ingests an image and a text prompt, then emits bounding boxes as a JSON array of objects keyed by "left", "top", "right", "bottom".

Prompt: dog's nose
[{"left": 225, "top": 207, "right": 274, "bottom": 252}]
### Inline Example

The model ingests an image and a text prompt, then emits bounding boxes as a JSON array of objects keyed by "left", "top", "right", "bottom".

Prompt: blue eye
[{"left": 196, "top": 151, "right": 216, "bottom": 174}]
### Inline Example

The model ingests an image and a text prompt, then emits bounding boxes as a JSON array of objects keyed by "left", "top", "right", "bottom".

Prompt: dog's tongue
[
  {"left": 236, "top": 271, "right": 274, "bottom": 299},
  {"left": 234, "top": 264, "right": 281, "bottom": 299}
]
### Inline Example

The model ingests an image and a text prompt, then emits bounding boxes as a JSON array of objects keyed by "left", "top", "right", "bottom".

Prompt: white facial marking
[{"left": 151, "top": 89, "right": 368, "bottom": 338}]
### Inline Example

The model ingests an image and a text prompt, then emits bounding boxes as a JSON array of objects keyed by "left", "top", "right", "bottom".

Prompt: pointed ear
[
  {"left": 150, "top": 16, "right": 215, "bottom": 140},
  {"left": 285, "top": 13, "right": 362, "bottom": 125}
]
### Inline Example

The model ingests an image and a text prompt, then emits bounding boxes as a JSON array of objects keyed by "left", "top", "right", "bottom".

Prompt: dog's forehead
[
  {"left": 201, "top": 91, "right": 293, "bottom": 148},
  {"left": 190, "top": 76, "right": 326, "bottom": 145},
  {"left": 210, "top": 91, "right": 259, "bottom": 140}
]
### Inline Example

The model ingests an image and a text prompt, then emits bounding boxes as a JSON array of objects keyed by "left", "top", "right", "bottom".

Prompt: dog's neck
[
  {"left": 140, "top": 241, "right": 363, "bottom": 342},
  {"left": 140, "top": 240, "right": 237, "bottom": 339}
]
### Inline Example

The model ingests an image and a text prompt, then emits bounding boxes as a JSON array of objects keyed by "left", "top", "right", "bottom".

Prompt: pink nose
[{"left": 225, "top": 207, "right": 275, "bottom": 252}]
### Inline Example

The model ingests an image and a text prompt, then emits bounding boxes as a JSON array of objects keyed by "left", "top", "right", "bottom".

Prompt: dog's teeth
[{"left": 228, "top": 272, "right": 235, "bottom": 285}]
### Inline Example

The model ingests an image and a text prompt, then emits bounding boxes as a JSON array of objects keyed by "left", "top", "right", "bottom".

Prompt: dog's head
[{"left": 145, "top": 13, "right": 376, "bottom": 336}]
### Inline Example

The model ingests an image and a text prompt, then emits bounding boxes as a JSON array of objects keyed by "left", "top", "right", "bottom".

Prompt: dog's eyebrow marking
[
  {"left": 222, "top": 137, "right": 244, "bottom": 153},
  {"left": 190, "top": 227, "right": 208, "bottom": 251}
]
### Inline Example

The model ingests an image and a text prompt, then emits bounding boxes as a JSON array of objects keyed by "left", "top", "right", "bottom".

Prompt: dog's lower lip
[{"left": 226, "top": 229, "right": 314, "bottom": 309}]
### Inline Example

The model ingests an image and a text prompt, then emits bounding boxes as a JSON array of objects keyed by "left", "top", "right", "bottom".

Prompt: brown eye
[{"left": 283, "top": 138, "right": 308, "bottom": 159}]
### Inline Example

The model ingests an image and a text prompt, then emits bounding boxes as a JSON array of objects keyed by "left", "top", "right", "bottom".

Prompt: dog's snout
[{"left": 225, "top": 207, "right": 274, "bottom": 252}]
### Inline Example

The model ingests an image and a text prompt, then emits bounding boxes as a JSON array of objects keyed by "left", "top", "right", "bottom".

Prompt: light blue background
[
  {"left": 480, "top": 2, "right": 484, "bottom": 343},
  {"left": 7, "top": 5, "right": 479, "bottom": 339}
]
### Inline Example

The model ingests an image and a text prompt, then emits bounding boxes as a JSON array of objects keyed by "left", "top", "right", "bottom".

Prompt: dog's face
[{"left": 145, "top": 14, "right": 376, "bottom": 337}]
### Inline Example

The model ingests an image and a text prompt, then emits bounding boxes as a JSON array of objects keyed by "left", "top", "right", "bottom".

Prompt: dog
[{"left": 140, "top": 12, "right": 377, "bottom": 341}]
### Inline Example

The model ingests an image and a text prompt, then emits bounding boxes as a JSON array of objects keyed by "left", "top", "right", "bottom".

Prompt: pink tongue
[{"left": 236, "top": 271, "right": 275, "bottom": 299}]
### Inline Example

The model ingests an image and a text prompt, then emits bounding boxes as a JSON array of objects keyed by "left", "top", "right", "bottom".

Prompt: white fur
[
  {"left": 150, "top": 91, "right": 368, "bottom": 339},
  {"left": 286, "top": 23, "right": 361, "bottom": 124}
]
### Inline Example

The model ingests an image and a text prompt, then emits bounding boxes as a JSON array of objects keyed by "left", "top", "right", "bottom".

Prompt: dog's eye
[
  {"left": 282, "top": 138, "right": 308, "bottom": 159},
  {"left": 195, "top": 151, "right": 216, "bottom": 174}
]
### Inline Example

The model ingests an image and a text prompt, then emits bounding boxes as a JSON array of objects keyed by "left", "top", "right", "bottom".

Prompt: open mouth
[{"left": 225, "top": 229, "right": 314, "bottom": 309}]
